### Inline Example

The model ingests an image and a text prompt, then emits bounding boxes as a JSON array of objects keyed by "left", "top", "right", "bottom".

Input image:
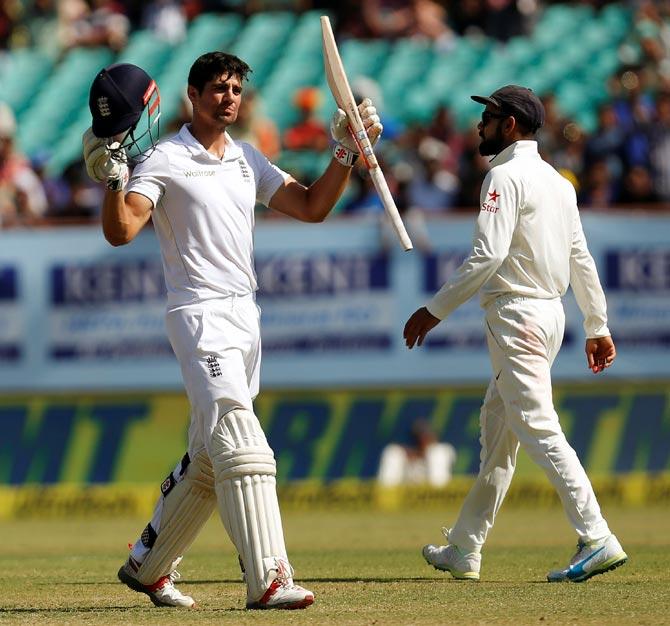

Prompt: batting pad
[
  {"left": 210, "top": 408, "right": 289, "bottom": 602},
  {"left": 135, "top": 450, "right": 216, "bottom": 585}
]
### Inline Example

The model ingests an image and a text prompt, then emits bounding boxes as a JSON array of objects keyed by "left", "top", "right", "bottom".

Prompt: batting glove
[
  {"left": 330, "top": 98, "right": 383, "bottom": 166},
  {"left": 82, "top": 127, "right": 129, "bottom": 192}
]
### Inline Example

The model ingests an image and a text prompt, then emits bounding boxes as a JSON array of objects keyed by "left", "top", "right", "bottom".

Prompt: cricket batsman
[{"left": 82, "top": 53, "right": 382, "bottom": 609}]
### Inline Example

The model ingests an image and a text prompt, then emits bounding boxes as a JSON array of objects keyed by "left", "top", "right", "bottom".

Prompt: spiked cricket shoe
[
  {"left": 422, "top": 529, "right": 481, "bottom": 581},
  {"left": 547, "top": 534, "right": 627, "bottom": 583},
  {"left": 246, "top": 557, "right": 314, "bottom": 610},
  {"left": 118, "top": 556, "right": 195, "bottom": 607},
  {"left": 247, "top": 579, "right": 314, "bottom": 610}
]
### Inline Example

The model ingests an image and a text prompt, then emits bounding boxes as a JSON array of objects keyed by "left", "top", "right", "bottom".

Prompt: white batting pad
[
  {"left": 134, "top": 450, "right": 216, "bottom": 585},
  {"left": 210, "top": 408, "right": 289, "bottom": 602}
]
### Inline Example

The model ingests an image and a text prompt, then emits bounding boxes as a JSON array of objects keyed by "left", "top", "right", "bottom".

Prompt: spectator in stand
[
  {"left": 579, "top": 159, "right": 617, "bottom": 209},
  {"left": 359, "top": 0, "right": 454, "bottom": 49},
  {"left": 483, "top": 0, "right": 534, "bottom": 42},
  {"left": 631, "top": 0, "right": 670, "bottom": 81},
  {"left": 15, "top": 0, "right": 59, "bottom": 54},
  {"left": 449, "top": 0, "right": 486, "bottom": 37},
  {"left": 58, "top": 160, "right": 103, "bottom": 219},
  {"left": 377, "top": 418, "right": 457, "bottom": 488},
  {"left": 0, "top": 2, "right": 16, "bottom": 48},
  {"left": 608, "top": 67, "right": 655, "bottom": 134},
  {"left": 31, "top": 150, "right": 72, "bottom": 218},
  {"left": 232, "top": 89, "right": 280, "bottom": 160},
  {"left": 58, "top": 0, "right": 129, "bottom": 54},
  {"left": 407, "top": 137, "right": 459, "bottom": 213},
  {"left": 455, "top": 127, "right": 491, "bottom": 210},
  {"left": 618, "top": 165, "right": 659, "bottom": 206},
  {"left": 647, "top": 90, "right": 670, "bottom": 201},
  {"left": 141, "top": 0, "right": 187, "bottom": 43},
  {"left": 584, "top": 103, "right": 626, "bottom": 184},
  {"left": 425, "top": 105, "right": 464, "bottom": 174},
  {"left": 536, "top": 94, "right": 570, "bottom": 164},
  {"left": 412, "top": 0, "right": 455, "bottom": 50},
  {"left": 552, "top": 122, "right": 586, "bottom": 190},
  {"left": 282, "top": 87, "right": 329, "bottom": 152},
  {"left": 361, "top": 0, "right": 415, "bottom": 39},
  {"left": 0, "top": 103, "right": 48, "bottom": 228},
  {"left": 343, "top": 168, "right": 385, "bottom": 215}
]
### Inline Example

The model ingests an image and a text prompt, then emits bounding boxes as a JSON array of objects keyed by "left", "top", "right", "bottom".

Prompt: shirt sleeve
[
  {"left": 426, "top": 168, "right": 520, "bottom": 319},
  {"left": 244, "top": 144, "right": 290, "bottom": 206},
  {"left": 126, "top": 149, "right": 170, "bottom": 209},
  {"left": 568, "top": 199, "right": 610, "bottom": 337}
]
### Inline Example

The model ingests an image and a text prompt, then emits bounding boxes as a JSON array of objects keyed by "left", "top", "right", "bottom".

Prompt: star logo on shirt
[{"left": 488, "top": 190, "right": 500, "bottom": 202}]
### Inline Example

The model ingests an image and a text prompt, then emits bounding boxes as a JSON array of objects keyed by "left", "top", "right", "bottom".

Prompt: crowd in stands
[{"left": 1, "top": 0, "right": 669, "bottom": 229}]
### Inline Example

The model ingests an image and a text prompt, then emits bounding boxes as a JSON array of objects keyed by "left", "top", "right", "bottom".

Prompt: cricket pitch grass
[{"left": 1, "top": 505, "right": 668, "bottom": 625}]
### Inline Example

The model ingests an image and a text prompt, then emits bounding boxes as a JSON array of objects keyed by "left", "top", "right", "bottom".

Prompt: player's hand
[
  {"left": 585, "top": 336, "right": 616, "bottom": 374},
  {"left": 82, "top": 127, "right": 129, "bottom": 191},
  {"left": 404, "top": 307, "right": 441, "bottom": 349},
  {"left": 330, "top": 98, "right": 383, "bottom": 166}
]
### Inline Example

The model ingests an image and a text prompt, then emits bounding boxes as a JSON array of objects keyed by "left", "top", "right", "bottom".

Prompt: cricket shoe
[
  {"left": 422, "top": 528, "right": 481, "bottom": 581},
  {"left": 117, "top": 555, "right": 195, "bottom": 607},
  {"left": 547, "top": 534, "right": 627, "bottom": 583},
  {"left": 246, "top": 557, "right": 314, "bottom": 610}
]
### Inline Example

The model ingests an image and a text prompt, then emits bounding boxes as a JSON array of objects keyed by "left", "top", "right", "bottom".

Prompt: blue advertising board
[{"left": 0, "top": 213, "right": 668, "bottom": 391}]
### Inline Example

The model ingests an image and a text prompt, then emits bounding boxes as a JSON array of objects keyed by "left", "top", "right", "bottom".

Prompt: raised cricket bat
[{"left": 320, "top": 15, "right": 413, "bottom": 251}]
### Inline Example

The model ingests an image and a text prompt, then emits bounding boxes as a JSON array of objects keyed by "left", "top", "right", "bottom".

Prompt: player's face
[
  {"left": 192, "top": 73, "right": 243, "bottom": 128},
  {"left": 477, "top": 108, "right": 508, "bottom": 156}
]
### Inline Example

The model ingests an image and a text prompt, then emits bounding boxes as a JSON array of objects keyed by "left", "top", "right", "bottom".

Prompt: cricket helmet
[{"left": 89, "top": 63, "right": 161, "bottom": 162}]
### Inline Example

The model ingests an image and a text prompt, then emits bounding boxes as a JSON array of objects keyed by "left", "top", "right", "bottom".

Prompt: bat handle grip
[{"left": 368, "top": 166, "right": 413, "bottom": 251}]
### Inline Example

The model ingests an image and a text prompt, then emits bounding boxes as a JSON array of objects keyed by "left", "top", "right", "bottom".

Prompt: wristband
[{"left": 332, "top": 143, "right": 358, "bottom": 167}]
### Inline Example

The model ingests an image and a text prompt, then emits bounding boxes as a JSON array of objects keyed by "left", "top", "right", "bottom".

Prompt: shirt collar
[
  {"left": 489, "top": 140, "right": 539, "bottom": 166},
  {"left": 178, "top": 124, "right": 243, "bottom": 162}
]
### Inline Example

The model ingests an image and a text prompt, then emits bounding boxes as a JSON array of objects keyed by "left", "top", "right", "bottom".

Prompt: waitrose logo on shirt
[{"left": 183, "top": 170, "right": 216, "bottom": 177}]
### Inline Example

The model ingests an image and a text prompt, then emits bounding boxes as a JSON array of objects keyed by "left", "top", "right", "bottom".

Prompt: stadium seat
[
  {"left": 232, "top": 12, "right": 296, "bottom": 89},
  {"left": 17, "top": 47, "right": 114, "bottom": 157},
  {"left": 0, "top": 49, "right": 54, "bottom": 116},
  {"left": 115, "top": 30, "right": 175, "bottom": 77}
]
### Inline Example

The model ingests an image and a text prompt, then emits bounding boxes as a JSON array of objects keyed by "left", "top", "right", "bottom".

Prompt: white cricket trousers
[
  {"left": 165, "top": 294, "right": 262, "bottom": 456},
  {"left": 448, "top": 296, "right": 611, "bottom": 553}
]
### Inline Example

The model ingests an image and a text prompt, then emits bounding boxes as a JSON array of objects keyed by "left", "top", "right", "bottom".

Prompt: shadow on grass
[
  {"left": 0, "top": 606, "right": 248, "bottom": 614},
  {"left": 55, "top": 576, "right": 522, "bottom": 585}
]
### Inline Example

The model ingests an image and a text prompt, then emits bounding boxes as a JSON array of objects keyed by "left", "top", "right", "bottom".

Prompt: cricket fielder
[
  {"left": 82, "top": 53, "right": 382, "bottom": 609},
  {"left": 404, "top": 85, "right": 627, "bottom": 583}
]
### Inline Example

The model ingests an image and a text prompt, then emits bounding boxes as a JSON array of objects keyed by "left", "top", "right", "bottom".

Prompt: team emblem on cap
[{"left": 97, "top": 96, "right": 111, "bottom": 117}]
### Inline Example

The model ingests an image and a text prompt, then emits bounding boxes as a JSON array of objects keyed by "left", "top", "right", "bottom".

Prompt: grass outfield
[{"left": 1, "top": 506, "right": 668, "bottom": 625}]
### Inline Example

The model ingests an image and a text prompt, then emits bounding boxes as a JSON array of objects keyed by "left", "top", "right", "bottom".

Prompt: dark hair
[{"left": 187, "top": 52, "right": 252, "bottom": 93}]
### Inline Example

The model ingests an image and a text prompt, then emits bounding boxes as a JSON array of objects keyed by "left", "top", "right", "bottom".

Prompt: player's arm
[
  {"left": 102, "top": 189, "right": 152, "bottom": 246},
  {"left": 269, "top": 99, "right": 382, "bottom": 222},
  {"left": 567, "top": 190, "right": 614, "bottom": 373},
  {"left": 82, "top": 127, "right": 154, "bottom": 246},
  {"left": 404, "top": 170, "right": 519, "bottom": 349}
]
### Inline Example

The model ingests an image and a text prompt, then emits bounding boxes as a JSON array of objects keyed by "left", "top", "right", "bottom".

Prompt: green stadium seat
[
  {"left": 232, "top": 12, "right": 296, "bottom": 88},
  {"left": 116, "top": 30, "right": 174, "bottom": 77},
  {"left": 0, "top": 49, "right": 54, "bottom": 116},
  {"left": 377, "top": 40, "right": 435, "bottom": 122},
  {"left": 16, "top": 47, "right": 114, "bottom": 156}
]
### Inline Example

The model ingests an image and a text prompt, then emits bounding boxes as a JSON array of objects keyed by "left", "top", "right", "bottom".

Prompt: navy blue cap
[{"left": 89, "top": 63, "right": 156, "bottom": 138}]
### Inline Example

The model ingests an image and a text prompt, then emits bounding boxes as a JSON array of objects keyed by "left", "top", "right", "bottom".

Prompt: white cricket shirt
[
  {"left": 427, "top": 141, "right": 610, "bottom": 338},
  {"left": 127, "top": 125, "right": 288, "bottom": 308}
]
